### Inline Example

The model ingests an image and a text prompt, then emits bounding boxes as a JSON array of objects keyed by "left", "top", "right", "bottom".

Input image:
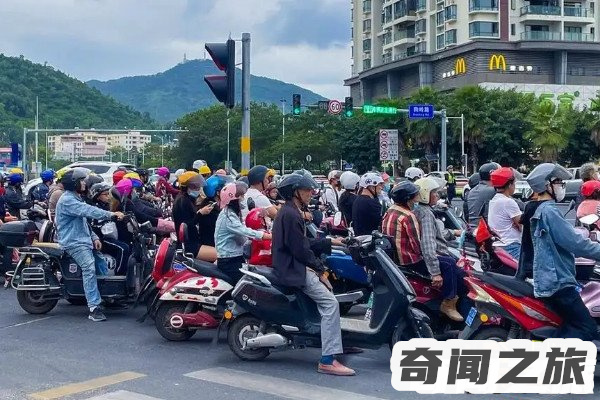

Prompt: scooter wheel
[
  {"left": 155, "top": 302, "right": 196, "bottom": 341},
  {"left": 227, "top": 315, "right": 270, "bottom": 361},
  {"left": 17, "top": 290, "right": 58, "bottom": 314},
  {"left": 471, "top": 327, "right": 508, "bottom": 342}
]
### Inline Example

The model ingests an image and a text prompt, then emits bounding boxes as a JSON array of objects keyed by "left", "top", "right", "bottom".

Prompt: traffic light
[
  {"left": 344, "top": 97, "right": 354, "bottom": 117},
  {"left": 204, "top": 39, "right": 236, "bottom": 108},
  {"left": 292, "top": 94, "right": 301, "bottom": 115}
]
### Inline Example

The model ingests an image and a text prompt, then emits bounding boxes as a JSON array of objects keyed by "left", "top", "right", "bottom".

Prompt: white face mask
[{"left": 552, "top": 183, "right": 566, "bottom": 202}]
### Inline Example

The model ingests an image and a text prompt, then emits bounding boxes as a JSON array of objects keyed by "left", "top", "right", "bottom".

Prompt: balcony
[
  {"left": 564, "top": 32, "right": 595, "bottom": 42},
  {"left": 520, "top": 31, "right": 561, "bottom": 40},
  {"left": 469, "top": 0, "right": 498, "bottom": 12},
  {"left": 393, "top": 48, "right": 421, "bottom": 61},
  {"left": 394, "top": 30, "right": 416, "bottom": 44},
  {"left": 520, "top": 5, "right": 561, "bottom": 17},
  {"left": 564, "top": 6, "right": 594, "bottom": 18},
  {"left": 417, "top": 0, "right": 427, "bottom": 12}
]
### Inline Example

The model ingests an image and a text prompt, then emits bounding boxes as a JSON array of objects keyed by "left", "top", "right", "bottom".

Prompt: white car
[{"left": 24, "top": 161, "right": 135, "bottom": 197}]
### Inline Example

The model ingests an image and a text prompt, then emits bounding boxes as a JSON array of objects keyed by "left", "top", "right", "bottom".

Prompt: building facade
[
  {"left": 348, "top": 0, "right": 600, "bottom": 106},
  {"left": 49, "top": 131, "right": 151, "bottom": 161}
]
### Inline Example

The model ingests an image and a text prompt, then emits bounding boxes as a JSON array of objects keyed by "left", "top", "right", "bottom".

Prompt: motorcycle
[{"left": 220, "top": 232, "right": 433, "bottom": 361}]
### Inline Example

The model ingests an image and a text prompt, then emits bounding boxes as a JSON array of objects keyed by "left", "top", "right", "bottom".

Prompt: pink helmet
[
  {"left": 157, "top": 167, "right": 170, "bottom": 177},
  {"left": 219, "top": 181, "right": 248, "bottom": 209},
  {"left": 114, "top": 178, "right": 133, "bottom": 197}
]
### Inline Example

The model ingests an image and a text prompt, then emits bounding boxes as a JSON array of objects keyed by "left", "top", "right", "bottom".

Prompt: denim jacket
[
  {"left": 214, "top": 208, "right": 265, "bottom": 259},
  {"left": 531, "top": 200, "right": 600, "bottom": 297},
  {"left": 55, "top": 191, "right": 113, "bottom": 251}
]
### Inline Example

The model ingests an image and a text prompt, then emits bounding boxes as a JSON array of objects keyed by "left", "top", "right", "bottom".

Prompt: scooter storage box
[
  {"left": 575, "top": 258, "right": 595, "bottom": 281},
  {"left": 0, "top": 221, "right": 37, "bottom": 247}
]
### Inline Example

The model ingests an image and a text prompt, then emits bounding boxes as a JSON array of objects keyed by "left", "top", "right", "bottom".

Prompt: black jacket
[
  {"left": 132, "top": 196, "right": 162, "bottom": 219},
  {"left": 351, "top": 195, "right": 382, "bottom": 236},
  {"left": 338, "top": 191, "right": 356, "bottom": 225},
  {"left": 5, "top": 185, "right": 32, "bottom": 218},
  {"left": 272, "top": 201, "right": 331, "bottom": 288},
  {"left": 197, "top": 198, "right": 219, "bottom": 247},
  {"left": 172, "top": 193, "right": 201, "bottom": 256}
]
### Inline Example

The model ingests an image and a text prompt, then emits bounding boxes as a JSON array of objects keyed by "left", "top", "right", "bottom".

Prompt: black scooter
[{"left": 221, "top": 232, "right": 433, "bottom": 361}]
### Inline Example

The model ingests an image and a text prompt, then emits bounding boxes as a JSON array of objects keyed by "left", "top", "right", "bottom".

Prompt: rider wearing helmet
[
  {"left": 413, "top": 177, "right": 465, "bottom": 321},
  {"left": 155, "top": 166, "right": 180, "bottom": 198},
  {"left": 55, "top": 168, "right": 125, "bottom": 322},
  {"left": 352, "top": 172, "right": 384, "bottom": 236},
  {"left": 575, "top": 162, "right": 599, "bottom": 212},
  {"left": 405, "top": 167, "right": 424, "bottom": 182},
  {"left": 576, "top": 180, "right": 600, "bottom": 229},
  {"left": 196, "top": 174, "right": 233, "bottom": 247},
  {"left": 243, "top": 165, "right": 277, "bottom": 219},
  {"left": 524, "top": 163, "right": 600, "bottom": 343},
  {"left": 272, "top": 173, "right": 352, "bottom": 376},
  {"left": 198, "top": 165, "right": 212, "bottom": 179},
  {"left": 215, "top": 181, "right": 271, "bottom": 284},
  {"left": 321, "top": 170, "right": 343, "bottom": 211},
  {"left": 48, "top": 167, "right": 70, "bottom": 219},
  {"left": 338, "top": 171, "right": 360, "bottom": 225},
  {"left": 382, "top": 181, "right": 421, "bottom": 265},
  {"left": 5, "top": 172, "right": 33, "bottom": 220},
  {"left": 488, "top": 167, "right": 522, "bottom": 260},
  {"left": 32, "top": 169, "right": 55, "bottom": 202},
  {"left": 466, "top": 162, "right": 500, "bottom": 226}
]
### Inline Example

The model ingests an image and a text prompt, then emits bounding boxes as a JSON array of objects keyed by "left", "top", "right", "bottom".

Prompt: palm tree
[
  {"left": 406, "top": 87, "right": 442, "bottom": 171},
  {"left": 589, "top": 94, "right": 600, "bottom": 146},
  {"left": 526, "top": 99, "right": 575, "bottom": 161}
]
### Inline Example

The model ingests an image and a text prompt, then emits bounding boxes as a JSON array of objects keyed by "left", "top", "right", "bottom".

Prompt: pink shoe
[{"left": 317, "top": 360, "right": 356, "bottom": 376}]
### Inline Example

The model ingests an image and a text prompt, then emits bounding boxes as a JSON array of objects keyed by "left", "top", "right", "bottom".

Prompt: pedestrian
[{"left": 446, "top": 165, "right": 456, "bottom": 204}]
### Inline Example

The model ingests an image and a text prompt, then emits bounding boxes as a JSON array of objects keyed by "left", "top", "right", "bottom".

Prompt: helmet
[
  {"left": 414, "top": 177, "right": 445, "bottom": 204},
  {"left": 124, "top": 172, "right": 141, "bottom": 181},
  {"left": 526, "top": 163, "right": 572, "bottom": 193},
  {"left": 192, "top": 160, "right": 206, "bottom": 170},
  {"left": 199, "top": 165, "right": 211, "bottom": 175},
  {"left": 478, "top": 162, "right": 501, "bottom": 181},
  {"left": 468, "top": 173, "right": 481, "bottom": 188},
  {"left": 359, "top": 172, "right": 384, "bottom": 188},
  {"left": 204, "top": 174, "right": 231, "bottom": 198},
  {"left": 238, "top": 175, "right": 249, "bottom": 185},
  {"left": 405, "top": 167, "right": 425, "bottom": 181},
  {"left": 580, "top": 162, "right": 598, "bottom": 182},
  {"left": 157, "top": 167, "right": 170, "bottom": 177},
  {"left": 123, "top": 172, "right": 142, "bottom": 188},
  {"left": 340, "top": 171, "right": 360, "bottom": 190},
  {"left": 581, "top": 180, "right": 600, "bottom": 198},
  {"left": 7, "top": 173, "right": 23, "bottom": 185},
  {"left": 327, "top": 170, "right": 342, "bottom": 181},
  {"left": 490, "top": 167, "right": 515, "bottom": 188},
  {"left": 89, "top": 182, "right": 111, "bottom": 200},
  {"left": 178, "top": 171, "right": 199, "bottom": 187},
  {"left": 56, "top": 167, "right": 70, "bottom": 182},
  {"left": 113, "top": 170, "right": 126, "bottom": 185},
  {"left": 186, "top": 174, "right": 206, "bottom": 191},
  {"left": 9, "top": 167, "right": 23, "bottom": 175},
  {"left": 390, "top": 181, "right": 420, "bottom": 204},
  {"left": 135, "top": 168, "right": 147, "bottom": 177},
  {"left": 84, "top": 174, "right": 103, "bottom": 189},
  {"left": 247, "top": 165, "right": 269, "bottom": 185},
  {"left": 245, "top": 208, "right": 267, "bottom": 230},
  {"left": 114, "top": 178, "right": 133, "bottom": 198},
  {"left": 40, "top": 169, "right": 55, "bottom": 182},
  {"left": 174, "top": 169, "right": 185, "bottom": 179},
  {"left": 277, "top": 173, "right": 318, "bottom": 201},
  {"left": 447, "top": 165, "right": 454, "bottom": 171},
  {"left": 61, "top": 167, "right": 90, "bottom": 192},
  {"left": 215, "top": 169, "right": 227, "bottom": 176},
  {"left": 219, "top": 181, "right": 248, "bottom": 209}
]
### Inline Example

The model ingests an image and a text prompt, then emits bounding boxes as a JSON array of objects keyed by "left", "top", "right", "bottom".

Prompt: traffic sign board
[
  {"left": 328, "top": 100, "right": 342, "bottom": 115},
  {"left": 318, "top": 101, "right": 329, "bottom": 111},
  {"left": 379, "top": 129, "right": 399, "bottom": 161},
  {"left": 409, "top": 104, "right": 435, "bottom": 119}
]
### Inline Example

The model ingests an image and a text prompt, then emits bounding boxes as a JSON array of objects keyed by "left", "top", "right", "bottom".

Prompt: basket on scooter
[{"left": 0, "top": 221, "right": 38, "bottom": 247}]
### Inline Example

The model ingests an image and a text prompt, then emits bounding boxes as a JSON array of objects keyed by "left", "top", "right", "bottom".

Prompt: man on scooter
[
  {"left": 527, "top": 163, "right": 600, "bottom": 342},
  {"left": 55, "top": 168, "right": 125, "bottom": 322},
  {"left": 272, "top": 173, "right": 353, "bottom": 376}
]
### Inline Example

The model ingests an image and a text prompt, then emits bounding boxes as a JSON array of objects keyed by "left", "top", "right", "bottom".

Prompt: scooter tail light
[
  {"left": 467, "top": 282, "right": 500, "bottom": 306},
  {"left": 492, "top": 291, "right": 552, "bottom": 323}
]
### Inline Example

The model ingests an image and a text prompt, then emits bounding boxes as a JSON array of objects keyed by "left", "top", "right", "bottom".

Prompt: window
[
  {"left": 569, "top": 67, "right": 585, "bottom": 76},
  {"left": 436, "top": 10, "right": 444, "bottom": 25},
  {"left": 363, "top": 38, "right": 371, "bottom": 51},
  {"left": 363, "top": 59, "right": 371, "bottom": 70},
  {"left": 437, "top": 34, "right": 445, "bottom": 50},
  {"left": 363, "top": 19, "right": 371, "bottom": 31},
  {"left": 445, "top": 5, "right": 457, "bottom": 20},
  {"left": 511, "top": 0, "right": 515, "bottom": 10},
  {"left": 469, "top": 21, "right": 499, "bottom": 37},
  {"left": 511, "top": 24, "right": 515, "bottom": 35},
  {"left": 469, "top": 0, "right": 498, "bottom": 11},
  {"left": 363, "top": 0, "right": 371, "bottom": 13},
  {"left": 416, "top": 18, "right": 427, "bottom": 34},
  {"left": 416, "top": 41, "right": 427, "bottom": 54},
  {"left": 445, "top": 29, "right": 457, "bottom": 45}
]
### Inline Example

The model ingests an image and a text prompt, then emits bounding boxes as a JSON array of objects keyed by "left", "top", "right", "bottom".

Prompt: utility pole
[
  {"left": 440, "top": 109, "right": 447, "bottom": 171},
  {"left": 226, "top": 110, "right": 230, "bottom": 172},
  {"left": 241, "top": 32, "right": 251, "bottom": 174},
  {"left": 35, "top": 96, "right": 39, "bottom": 175},
  {"left": 280, "top": 99, "right": 286, "bottom": 175}
]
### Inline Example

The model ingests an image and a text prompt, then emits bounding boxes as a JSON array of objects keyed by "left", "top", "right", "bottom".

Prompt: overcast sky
[{"left": 0, "top": 0, "right": 352, "bottom": 100}]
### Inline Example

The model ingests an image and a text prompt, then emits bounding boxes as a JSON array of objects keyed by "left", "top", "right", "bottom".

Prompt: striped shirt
[{"left": 381, "top": 204, "right": 422, "bottom": 265}]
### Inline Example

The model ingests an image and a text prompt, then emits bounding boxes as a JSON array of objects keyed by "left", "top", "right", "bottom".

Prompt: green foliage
[{"left": 526, "top": 99, "right": 575, "bottom": 161}]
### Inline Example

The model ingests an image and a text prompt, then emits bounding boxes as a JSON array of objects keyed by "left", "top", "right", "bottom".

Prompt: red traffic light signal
[{"left": 204, "top": 39, "right": 235, "bottom": 109}]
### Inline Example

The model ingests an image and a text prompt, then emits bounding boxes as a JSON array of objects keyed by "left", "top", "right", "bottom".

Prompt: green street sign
[{"left": 363, "top": 105, "right": 398, "bottom": 115}]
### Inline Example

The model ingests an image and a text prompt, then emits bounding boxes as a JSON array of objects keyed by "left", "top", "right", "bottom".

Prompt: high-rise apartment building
[{"left": 347, "top": 0, "right": 600, "bottom": 108}]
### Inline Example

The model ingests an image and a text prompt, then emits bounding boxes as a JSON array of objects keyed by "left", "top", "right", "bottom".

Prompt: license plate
[{"left": 466, "top": 307, "right": 477, "bottom": 327}]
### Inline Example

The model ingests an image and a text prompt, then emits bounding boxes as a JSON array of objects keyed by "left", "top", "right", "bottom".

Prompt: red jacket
[{"left": 155, "top": 177, "right": 179, "bottom": 198}]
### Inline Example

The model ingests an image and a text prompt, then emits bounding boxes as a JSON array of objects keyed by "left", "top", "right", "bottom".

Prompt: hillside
[
  {"left": 0, "top": 54, "right": 157, "bottom": 143},
  {"left": 87, "top": 59, "right": 326, "bottom": 123}
]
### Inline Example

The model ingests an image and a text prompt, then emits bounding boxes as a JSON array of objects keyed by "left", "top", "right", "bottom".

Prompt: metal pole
[
  {"left": 142, "top": 147, "right": 145, "bottom": 166},
  {"left": 22, "top": 128, "right": 27, "bottom": 173},
  {"left": 280, "top": 99, "right": 285, "bottom": 175},
  {"left": 241, "top": 32, "right": 251, "bottom": 174},
  {"left": 35, "top": 96, "right": 39, "bottom": 173},
  {"left": 226, "top": 109, "right": 230, "bottom": 172},
  {"left": 441, "top": 109, "right": 447, "bottom": 171},
  {"left": 461, "top": 114, "right": 466, "bottom": 175},
  {"left": 160, "top": 136, "right": 164, "bottom": 166},
  {"left": 45, "top": 134, "right": 48, "bottom": 170}
]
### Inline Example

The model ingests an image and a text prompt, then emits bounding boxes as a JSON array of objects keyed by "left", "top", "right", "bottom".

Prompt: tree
[{"left": 526, "top": 99, "right": 575, "bottom": 162}]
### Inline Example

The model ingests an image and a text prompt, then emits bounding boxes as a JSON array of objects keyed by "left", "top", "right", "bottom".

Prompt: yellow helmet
[
  {"left": 56, "top": 167, "right": 71, "bottom": 182},
  {"left": 199, "top": 165, "right": 211, "bottom": 175},
  {"left": 9, "top": 167, "right": 23, "bottom": 175},
  {"left": 178, "top": 171, "right": 199, "bottom": 186},
  {"left": 123, "top": 172, "right": 141, "bottom": 181}
]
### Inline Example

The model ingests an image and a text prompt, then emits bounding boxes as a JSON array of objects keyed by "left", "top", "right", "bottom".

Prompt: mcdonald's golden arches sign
[
  {"left": 455, "top": 58, "right": 466, "bottom": 74},
  {"left": 489, "top": 54, "right": 507, "bottom": 71}
]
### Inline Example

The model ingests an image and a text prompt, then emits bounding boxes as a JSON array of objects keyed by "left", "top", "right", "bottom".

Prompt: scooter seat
[
  {"left": 251, "top": 266, "right": 297, "bottom": 295},
  {"left": 479, "top": 271, "right": 534, "bottom": 298},
  {"left": 32, "top": 242, "right": 64, "bottom": 258},
  {"left": 187, "top": 259, "right": 231, "bottom": 282}
]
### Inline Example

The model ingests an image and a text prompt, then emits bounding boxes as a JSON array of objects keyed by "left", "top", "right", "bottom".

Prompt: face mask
[
  {"left": 188, "top": 190, "right": 200, "bottom": 198},
  {"left": 552, "top": 184, "right": 566, "bottom": 202}
]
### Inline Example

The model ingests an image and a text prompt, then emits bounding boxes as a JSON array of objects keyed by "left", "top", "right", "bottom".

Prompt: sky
[{"left": 0, "top": 0, "right": 352, "bottom": 100}]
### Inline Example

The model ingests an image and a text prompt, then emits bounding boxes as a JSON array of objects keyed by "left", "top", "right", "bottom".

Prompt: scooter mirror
[
  {"left": 333, "top": 212, "right": 342, "bottom": 227},
  {"left": 580, "top": 214, "right": 599, "bottom": 226}
]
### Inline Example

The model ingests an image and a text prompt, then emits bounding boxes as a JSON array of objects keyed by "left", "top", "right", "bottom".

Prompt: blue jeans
[
  {"left": 66, "top": 246, "right": 108, "bottom": 311},
  {"left": 501, "top": 242, "right": 521, "bottom": 261}
]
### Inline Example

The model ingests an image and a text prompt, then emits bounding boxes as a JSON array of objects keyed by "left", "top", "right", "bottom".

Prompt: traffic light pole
[{"left": 241, "top": 33, "right": 251, "bottom": 174}]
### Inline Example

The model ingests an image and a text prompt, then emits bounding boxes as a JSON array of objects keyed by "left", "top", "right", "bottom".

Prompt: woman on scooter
[
  {"left": 413, "top": 177, "right": 465, "bottom": 322},
  {"left": 338, "top": 171, "right": 360, "bottom": 226},
  {"left": 526, "top": 163, "right": 600, "bottom": 342},
  {"left": 352, "top": 172, "right": 384, "bottom": 236},
  {"left": 196, "top": 174, "right": 231, "bottom": 247},
  {"left": 214, "top": 181, "right": 271, "bottom": 284},
  {"left": 576, "top": 180, "right": 600, "bottom": 229}
]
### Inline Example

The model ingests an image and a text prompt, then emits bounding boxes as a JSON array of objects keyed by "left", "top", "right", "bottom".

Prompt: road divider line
[
  {"left": 29, "top": 371, "right": 146, "bottom": 400},
  {"left": 1, "top": 317, "right": 53, "bottom": 329},
  {"left": 86, "top": 390, "right": 162, "bottom": 400},
  {"left": 185, "top": 367, "right": 387, "bottom": 400}
]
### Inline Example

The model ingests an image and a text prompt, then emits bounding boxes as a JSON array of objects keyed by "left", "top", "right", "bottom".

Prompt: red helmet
[
  {"left": 581, "top": 180, "right": 600, "bottom": 197},
  {"left": 490, "top": 167, "right": 515, "bottom": 188},
  {"left": 245, "top": 208, "right": 267, "bottom": 230},
  {"left": 113, "top": 170, "right": 126, "bottom": 185}
]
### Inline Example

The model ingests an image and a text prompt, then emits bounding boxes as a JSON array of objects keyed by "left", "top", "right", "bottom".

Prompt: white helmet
[
  {"left": 359, "top": 172, "right": 384, "bottom": 188},
  {"left": 192, "top": 159, "right": 206, "bottom": 170},
  {"left": 340, "top": 171, "right": 360, "bottom": 190},
  {"left": 174, "top": 168, "right": 185, "bottom": 178},
  {"left": 327, "top": 170, "right": 342, "bottom": 181},
  {"left": 405, "top": 167, "right": 425, "bottom": 181},
  {"left": 414, "top": 177, "right": 445, "bottom": 204}
]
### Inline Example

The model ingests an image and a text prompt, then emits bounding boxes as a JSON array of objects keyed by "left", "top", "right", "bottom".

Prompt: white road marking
[
  {"left": 1, "top": 317, "right": 53, "bottom": 329},
  {"left": 85, "top": 390, "right": 163, "bottom": 400}
]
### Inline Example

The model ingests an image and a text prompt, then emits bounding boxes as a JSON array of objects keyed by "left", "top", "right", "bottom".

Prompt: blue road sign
[
  {"left": 343, "top": 163, "right": 354, "bottom": 171},
  {"left": 408, "top": 104, "right": 435, "bottom": 119}
]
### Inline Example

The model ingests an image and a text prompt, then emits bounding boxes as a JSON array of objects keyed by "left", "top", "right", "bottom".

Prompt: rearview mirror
[
  {"left": 579, "top": 214, "right": 599, "bottom": 226},
  {"left": 333, "top": 212, "right": 342, "bottom": 226}
]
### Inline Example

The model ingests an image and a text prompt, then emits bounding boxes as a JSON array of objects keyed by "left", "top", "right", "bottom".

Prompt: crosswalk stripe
[
  {"left": 29, "top": 372, "right": 146, "bottom": 400},
  {"left": 85, "top": 390, "right": 163, "bottom": 400},
  {"left": 185, "top": 367, "right": 387, "bottom": 400}
]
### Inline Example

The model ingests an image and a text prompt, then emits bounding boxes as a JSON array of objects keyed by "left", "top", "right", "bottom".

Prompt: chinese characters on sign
[
  {"left": 390, "top": 339, "right": 596, "bottom": 394},
  {"left": 362, "top": 105, "right": 398, "bottom": 115},
  {"left": 379, "top": 129, "right": 398, "bottom": 161},
  {"left": 408, "top": 104, "right": 434, "bottom": 119}
]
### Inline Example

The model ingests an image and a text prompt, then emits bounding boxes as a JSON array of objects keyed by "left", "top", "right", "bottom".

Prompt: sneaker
[
  {"left": 317, "top": 360, "right": 356, "bottom": 376},
  {"left": 88, "top": 307, "right": 107, "bottom": 322}
]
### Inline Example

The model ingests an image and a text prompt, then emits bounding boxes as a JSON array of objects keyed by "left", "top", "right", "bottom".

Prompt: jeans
[
  {"left": 66, "top": 246, "right": 108, "bottom": 311},
  {"left": 501, "top": 242, "right": 521, "bottom": 261},
  {"left": 302, "top": 268, "right": 343, "bottom": 356},
  {"left": 217, "top": 256, "right": 245, "bottom": 285},
  {"left": 545, "top": 286, "right": 599, "bottom": 341},
  {"left": 411, "top": 257, "right": 466, "bottom": 300}
]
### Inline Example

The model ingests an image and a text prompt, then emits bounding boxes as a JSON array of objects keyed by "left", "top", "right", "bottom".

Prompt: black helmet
[
  {"left": 277, "top": 173, "right": 318, "bottom": 201},
  {"left": 89, "top": 182, "right": 111, "bottom": 200},
  {"left": 390, "top": 181, "right": 420, "bottom": 204},
  {"left": 135, "top": 168, "right": 148, "bottom": 177},
  {"left": 237, "top": 175, "right": 249, "bottom": 186},
  {"left": 62, "top": 167, "right": 90, "bottom": 192},
  {"left": 468, "top": 172, "right": 481, "bottom": 188},
  {"left": 479, "top": 162, "right": 500, "bottom": 181},
  {"left": 84, "top": 174, "right": 103, "bottom": 188},
  {"left": 247, "top": 165, "right": 269, "bottom": 185}
]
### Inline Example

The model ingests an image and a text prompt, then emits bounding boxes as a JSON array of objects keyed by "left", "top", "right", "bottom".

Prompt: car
[{"left": 24, "top": 161, "right": 135, "bottom": 197}]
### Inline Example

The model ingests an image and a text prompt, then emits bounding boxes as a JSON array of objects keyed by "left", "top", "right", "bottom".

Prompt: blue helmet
[
  {"left": 204, "top": 174, "right": 232, "bottom": 198},
  {"left": 40, "top": 169, "right": 55, "bottom": 183},
  {"left": 7, "top": 173, "right": 23, "bottom": 185}
]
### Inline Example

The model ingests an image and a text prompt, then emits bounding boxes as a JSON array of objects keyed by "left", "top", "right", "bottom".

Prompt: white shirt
[
  {"left": 321, "top": 186, "right": 343, "bottom": 211},
  {"left": 488, "top": 193, "right": 523, "bottom": 246},
  {"left": 242, "top": 187, "right": 272, "bottom": 219}
]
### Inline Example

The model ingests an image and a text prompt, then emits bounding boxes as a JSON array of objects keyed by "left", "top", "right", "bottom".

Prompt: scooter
[{"left": 221, "top": 232, "right": 433, "bottom": 361}]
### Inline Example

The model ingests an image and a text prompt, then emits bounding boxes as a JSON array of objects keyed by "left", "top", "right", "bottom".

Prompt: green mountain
[
  {"left": 0, "top": 54, "right": 157, "bottom": 143},
  {"left": 87, "top": 59, "right": 327, "bottom": 123}
]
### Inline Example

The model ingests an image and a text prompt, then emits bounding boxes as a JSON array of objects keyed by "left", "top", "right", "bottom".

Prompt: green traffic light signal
[
  {"left": 293, "top": 107, "right": 301, "bottom": 115},
  {"left": 344, "top": 97, "right": 353, "bottom": 118},
  {"left": 292, "top": 93, "right": 301, "bottom": 116}
]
